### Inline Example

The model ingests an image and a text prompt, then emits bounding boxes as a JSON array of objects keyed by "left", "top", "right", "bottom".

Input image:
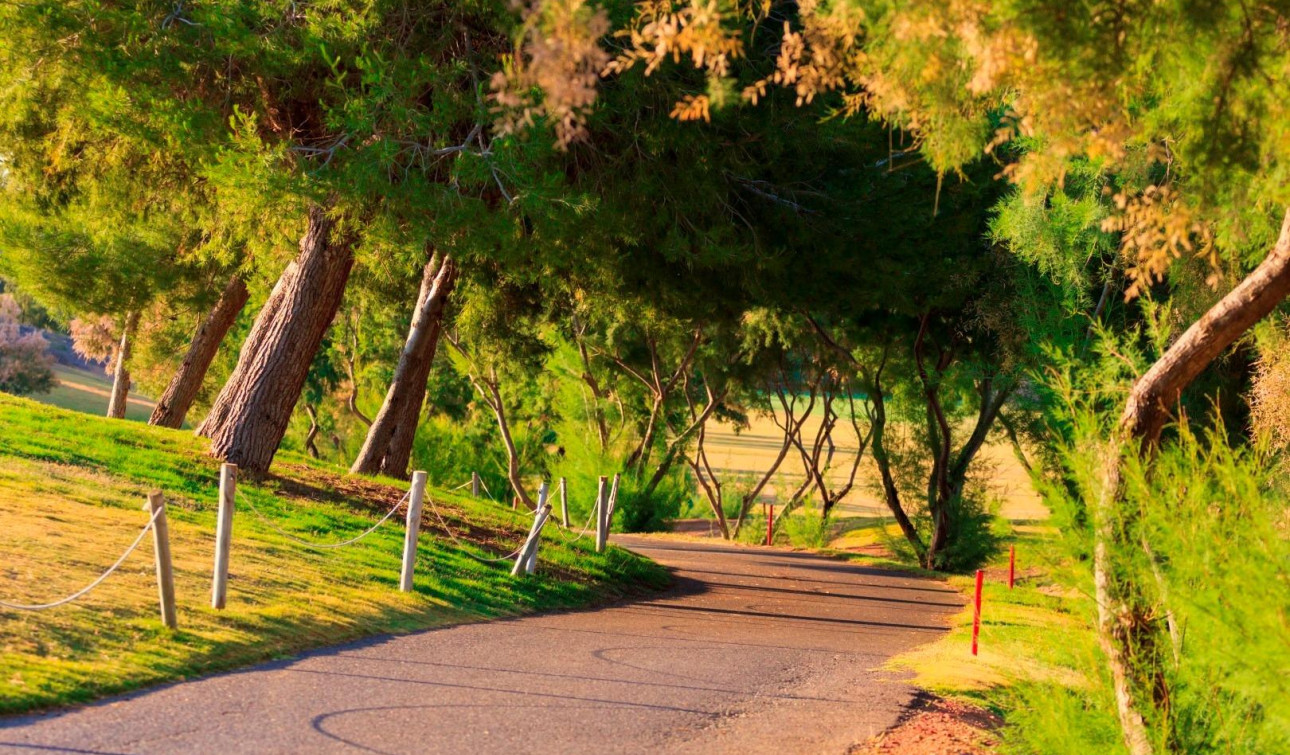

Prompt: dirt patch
[{"left": 851, "top": 693, "right": 1001, "bottom": 755}]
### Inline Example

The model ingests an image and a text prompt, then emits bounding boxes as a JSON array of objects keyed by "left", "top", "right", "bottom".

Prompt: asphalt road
[{"left": 0, "top": 536, "right": 961, "bottom": 755}]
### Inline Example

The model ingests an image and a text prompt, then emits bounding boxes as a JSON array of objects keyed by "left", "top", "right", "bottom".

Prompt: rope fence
[
  {"left": 0, "top": 505, "right": 162, "bottom": 612},
  {"left": 5, "top": 464, "right": 624, "bottom": 627},
  {"left": 241, "top": 489, "right": 410, "bottom": 550},
  {"left": 424, "top": 491, "right": 529, "bottom": 564}
]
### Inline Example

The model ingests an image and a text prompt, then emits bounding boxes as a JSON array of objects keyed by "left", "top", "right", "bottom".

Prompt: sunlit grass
[
  {"left": 0, "top": 394, "right": 668, "bottom": 714},
  {"left": 876, "top": 524, "right": 1125, "bottom": 752},
  {"left": 35, "top": 365, "right": 153, "bottom": 423}
]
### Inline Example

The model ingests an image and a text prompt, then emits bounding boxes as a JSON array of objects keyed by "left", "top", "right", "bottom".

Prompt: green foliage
[
  {"left": 611, "top": 470, "right": 687, "bottom": 532},
  {"left": 1032, "top": 352, "right": 1290, "bottom": 753},
  {"left": 779, "top": 504, "right": 833, "bottom": 549}
]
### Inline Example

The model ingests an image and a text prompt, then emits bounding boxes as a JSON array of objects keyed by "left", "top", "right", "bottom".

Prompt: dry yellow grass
[
  {"left": 702, "top": 412, "right": 1047, "bottom": 522},
  {"left": 0, "top": 396, "right": 668, "bottom": 714}
]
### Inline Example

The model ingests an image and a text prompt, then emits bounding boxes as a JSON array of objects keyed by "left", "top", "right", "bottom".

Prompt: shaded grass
[{"left": 0, "top": 395, "right": 669, "bottom": 714}]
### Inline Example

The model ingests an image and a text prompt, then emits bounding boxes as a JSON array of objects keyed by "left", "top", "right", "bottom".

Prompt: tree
[
  {"left": 149, "top": 275, "right": 250, "bottom": 428},
  {"left": 351, "top": 252, "right": 457, "bottom": 478},
  {"left": 196, "top": 208, "right": 356, "bottom": 472},
  {"left": 2, "top": 0, "right": 536, "bottom": 472},
  {"left": 0, "top": 294, "right": 56, "bottom": 397}
]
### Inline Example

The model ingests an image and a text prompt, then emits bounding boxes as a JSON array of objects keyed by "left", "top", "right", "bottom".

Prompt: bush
[
  {"left": 780, "top": 502, "right": 833, "bottom": 549},
  {"left": 1011, "top": 413, "right": 1290, "bottom": 754},
  {"left": 0, "top": 295, "right": 56, "bottom": 397}
]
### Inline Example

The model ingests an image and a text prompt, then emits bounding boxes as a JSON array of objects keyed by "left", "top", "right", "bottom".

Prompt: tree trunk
[
  {"left": 485, "top": 373, "right": 535, "bottom": 510},
  {"left": 196, "top": 206, "right": 355, "bottom": 474},
  {"left": 1097, "top": 208, "right": 1290, "bottom": 755},
  {"left": 303, "top": 404, "right": 322, "bottom": 459},
  {"left": 576, "top": 335, "right": 611, "bottom": 451},
  {"left": 106, "top": 311, "right": 139, "bottom": 419},
  {"left": 642, "top": 386, "right": 724, "bottom": 500},
  {"left": 869, "top": 379, "right": 926, "bottom": 559},
  {"left": 150, "top": 276, "right": 250, "bottom": 428},
  {"left": 351, "top": 253, "right": 456, "bottom": 478}
]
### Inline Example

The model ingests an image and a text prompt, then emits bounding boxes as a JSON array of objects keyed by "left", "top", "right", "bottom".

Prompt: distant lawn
[
  {"left": 0, "top": 395, "right": 669, "bottom": 714},
  {"left": 36, "top": 365, "right": 154, "bottom": 423}
]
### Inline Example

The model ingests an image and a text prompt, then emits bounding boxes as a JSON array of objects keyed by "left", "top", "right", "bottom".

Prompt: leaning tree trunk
[
  {"left": 150, "top": 275, "right": 250, "bottom": 428},
  {"left": 350, "top": 254, "right": 456, "bottom": 478},
  {"left": 106, "top": 311, "right": 139, "bottom": 419},
  {"left": 1098, "top": 208, "right": 1290, "bottom": 755},
  {"left": 196, "top": 207, "right": 354, "bottom": 474}
]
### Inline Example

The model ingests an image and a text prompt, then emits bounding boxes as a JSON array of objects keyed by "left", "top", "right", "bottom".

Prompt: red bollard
[
  {"left": 971, "top": 569, "right": 984, "bottom": 656},
  {"left": 766, "top": 504, "right": 774, "bottom": 546},
  {"left": 1008, "top": 545, "right": 1016, "bottom": 589}
]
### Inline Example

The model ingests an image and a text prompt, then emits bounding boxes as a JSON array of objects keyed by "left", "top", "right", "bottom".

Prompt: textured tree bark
[
  {"left": 1097, "top": 208, "right": 1290, "bottom": 755},
  {"left": 106, "top": 311, "right": 139, "bottom": 420},
  {"left": 351, "top": 253, "right": 456, "bottom": 478},
  {"left": 150, "top": 276, "right": 250, "bottom": 429},
  {"left": 196, "top": 207, "right": 355, "bottom": 474}
]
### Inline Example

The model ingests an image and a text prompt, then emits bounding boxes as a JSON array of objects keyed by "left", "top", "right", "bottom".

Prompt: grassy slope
[
  {"left": 877, "top": 524, "right": 1126, "bottom": 754},
  {"left": 41, "top": 365, "right": 154, "bottom": 423},
  {"left": 0, "top": 395, "right": 669, "bottom": 714}
]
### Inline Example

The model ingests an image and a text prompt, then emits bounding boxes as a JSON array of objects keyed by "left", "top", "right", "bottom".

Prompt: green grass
[
  {"left": 876, "top": 523, "right": 1126, "bottom": 753},
  {"left": 0, "top": 394, "right": 670, "bottom": 714},
  {"left": 37, "top": 365, "right": 154, "bottom": 422}
]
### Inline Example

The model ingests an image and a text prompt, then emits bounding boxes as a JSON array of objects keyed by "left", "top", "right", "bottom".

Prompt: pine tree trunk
[
  {"left": 1098, "top": 208, "right": 1290, "bottom": 755},
  {"left": 106, "top": 311, "right": 139, "bottom": 420},
  {"left": 350, "top": 254, "right": 456, "bottom": 478},
  {"left": 150, "top": 276, "right": 249, "bottom": 429},
  {"left": 196, "top": 207, "right": 354, "bottom": 474}
]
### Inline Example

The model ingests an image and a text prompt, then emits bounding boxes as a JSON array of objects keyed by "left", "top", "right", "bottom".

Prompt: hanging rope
[
  {"left": 423, "top": 492, "right": 528, "bottom": 564},
  {"left": 242, "top": 490, "right": 409, "bottom": 550},
  {"left": 0, "top": 506, "right": 162, "bottom": 611},
  {"left": 555, "top": 502, "right": 599, "bottom": 544}
]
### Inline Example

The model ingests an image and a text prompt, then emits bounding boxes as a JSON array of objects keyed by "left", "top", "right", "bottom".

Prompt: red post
[
  {"left": 1008, "top": 545, "right": 1016, "bottom": 589},
  {"left": 971, "top": 569, "right": 984, "bottom": 656},
  {"left": 765, "top": 504, "right": 774, "bottom": 546}
]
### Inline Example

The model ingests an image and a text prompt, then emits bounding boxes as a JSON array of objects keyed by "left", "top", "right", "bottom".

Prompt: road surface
[{"left": 0, "top": 536, "right": 961, "bottom": 754}]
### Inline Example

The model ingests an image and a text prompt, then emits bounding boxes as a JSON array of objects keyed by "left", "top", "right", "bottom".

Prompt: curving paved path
[{"left": 0, "top": 536, "right": 961, "bottom": 754}]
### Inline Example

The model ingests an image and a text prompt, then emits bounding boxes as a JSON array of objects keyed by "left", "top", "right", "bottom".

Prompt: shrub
[{"left": 0, "top": 294, "right": 56, "bottom": 397}]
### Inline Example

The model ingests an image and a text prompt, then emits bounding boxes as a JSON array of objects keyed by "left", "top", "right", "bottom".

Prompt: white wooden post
[
  {"left": 400, "top": 471, "right": 428, "bottom": 592},
  {"left": 559, "top": 477, "right": 570, "bottom": 528},
  {"left": 595, "top": 475, "right": 608, "bottom": 553},
  {"left": 471, "top": 471, "right": 480, "bottom": 498},
  {"left": 607, "top": 473, "right": 621, "bottom": 521},
  {"left": 144, "top": 491, "right": 177, "bottom": 629},
  {"left": 524, "top": 482, "right": 550, "bottom": 573},
  {"left": 524, "top": 506, "right": 552, "bottom": 575},
  {"left": 212, "top": 463, "right": 236, "bottom": 610},
  {"left": 511, "top": 486, "right": 550, "bottom": 577}
]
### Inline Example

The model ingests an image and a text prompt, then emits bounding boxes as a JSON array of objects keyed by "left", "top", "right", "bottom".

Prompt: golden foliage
[
  {"left": 490, "top": 0, "right": 611, "bottom": 149},
  {"left": 605, "top": 0, "right": 745, "bottom": 79},
  {"left": 742, "top": 0, "right": 865, "bottom": 108},
  {"left": 1251, "top": 321, "right": 1290, "bottom": 450},
  {"left": 1099, "top": 185, "right": 1216, "bottom": 298},
  {"left": 670, "top": 93, "right": 712, "bottom": 122}
]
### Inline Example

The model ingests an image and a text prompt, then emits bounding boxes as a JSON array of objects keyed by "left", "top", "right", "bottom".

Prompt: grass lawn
[
  {"left": 877, "top": 524, "right": 1127, "bottom": 753},
  {"left": 0, "top": 395, "right": 669, "bottom": 715},
  {"left": 37, "top": 365, "right": 154, "bottom": 423}
]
